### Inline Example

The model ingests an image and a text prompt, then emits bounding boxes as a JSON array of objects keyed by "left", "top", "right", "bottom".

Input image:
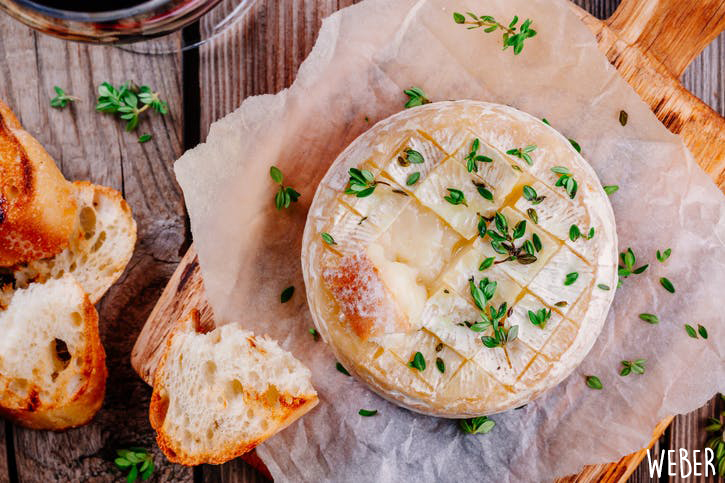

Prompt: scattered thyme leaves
[
  {"left": 50, "top": 86, "right": 78, "bottom": 109},
  {"left": 698, "top": 324, "right": 708, "bottom": 339},
  {"left": 479, "top": 257, "right": 495, "bottom": 271},
  {"left": 336, "top": 362, "right": 351, "bottom": 376},
  {"left": 618, "top": 248, "right": 648, "bottom": 281},
  {"left": 569, "top": 138, "right": 582, "bottom": 153},
  {"left": 465, "top": 138, "right": 492, "bottom": 173},
  {"left": 321, "top": 232, "right": 336, "bottom": 245},
  {"left": 507, "top": 145, "right": 537, "bottom": 165},
  {"left": 444, "top": 188, "right": 467, "bottom": 206},
  {"left": 408, "top": 351, "right": 426, "bottom": 371},
  {"left": 473, "top": 181, "right": 494, "bottom": 201},
  {"left": 527, "top": 307, "right": 551, "bottom": 329},
  {"left": 527, "top": 207, "right": 538, "bottom": 224},
  {"left": 114, "top": 448, "right": 154, "bottom": 483},
  {"left": 585, "top": 375, "right": 603, "bottom": 390},
  {"left": 639, "top": 313, "right": 659, "bottom": 324},
  {"left": 620, "top": 359, "right": 646, "bottom": 376},
  {"left": 564, "top": 272, "right": 579, "bottom": 286},
  {"left": 96, "top": 81, "right": 168, "bottom": 132},
  {"left": 403, "top": 87, "right": 430, "bottom": 108},
  {"left": 453, "top": 12, "right": 537, "bottom": 55},
  {"left": 406, "top": 172, "right": 421, "bottom": 186},
  {"left": 359, "top": 409, "right": 378, "bottom": 417},
  {"left": 138, "top": 133, "right": 152, "bottom": 143},
  {"left": 280, "top": 286, "right": 294, "bottom": 303},
  {"left": 597, "top": 284, "right": 610, "bottom": 291},
  {"left": 659, "top": 277, "right": 675, "bottom": 293},
  {"left": 685, "top": 324, "right": 698, "bottom": 339},
  {"left": 603, "top": 185, "right": 619, "bottom": 195},
  {"left": 551, "top": 166, "right": 578, "bottom": 199},
  {"left": 346, "top": 168, "right": 384, "bottom": 198},
  {"left": 309, "top": 328, "right": 320, "bottom": 341},
  {"left": 619, "top": 110, "right": 628, "bottom": 126},
  {"left": 522, "top": 185, "right": 545, "bottom": 205},
  {"left": 656, "top": 248, "right": 672, "bottom": 263},
  {"left": 436, "top": 357, "right": 445, "bottom": 373},
  {"left": 270, "top": 166, "right": 301, "bottom": 210},
  {"left": 459, "top": 416, "right": 495, "bottom": 434}
]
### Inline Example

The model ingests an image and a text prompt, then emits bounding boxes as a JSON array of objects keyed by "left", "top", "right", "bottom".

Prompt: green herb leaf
[
  {"left": 586, "top": 375, "right": 603, "bottom": 390},
  {"left": 436, "top": 357, "right": 445, "bottom": 373},
  {"left": 444, "top": 188, "right": 467, "bottom": 206},
  {"left": 685, "top": 324, "right": 697, "bottom": 339},
  {"left": 569, "top": 138, "right": 581, "bottom": 153},
  {"left": 345, "top": 168, "right": 379, "bottom": 198},
  {"left": 659, "top": 277, "right": 675, "bottom": 293},
  {"left": 597, "top": 284, "right": 610, "bottom": 291},
  {"left": 50, "top": 86, "right": 78, "bottom": 109},
  {"left": 280, "top": 286, "right": 294, "bottom": 303},
  {"left": 309, "top": 328, "right": 319, "bottom": 341},
  {"left": 473, "top": 181, "right": 494, "bottom": 201},
  {"left": 96, "top": 82, "right": 168, "bottom": 132},
  {"left": 403, "top": 87, "right": 430, "bottom": 108},
  {"left": 512, "top": 220, "right": 527, "bottom": 240},
  {"left": 603, "top": 185, "right": 619, "bottom": 195},
  {"left": 138, "top": 133, "right": 152, "bottom": 143},
  {"left": 656, "top": 248, "right": 672, "bottom": 263},
  {"left": 336, "top": 362, "right": 351, "bottom": 376},
  {"left": 527, "top": 207, "right": 538, "bottom": 224},
  {"left": 270, "top": 166, "right": 283, "bottom": 184},
  {"left": 459, "top": 416, "right": 495, "bottom": 434},
  {"left": 359, "top": 409, "right": 378, "bottom": 417},
  {"left": 698, "top": 324, "right": 708, "bottom": 339},
  {"left": 321, "top": 232, "right": 336, "bottom": 245},
  {"left": 454, "top": 13, "right": 536, "bottom": 55},
  {"left": 639, "top": 313, "right": 659, "bottom": 324},
  {"left": 619, "top": 110, "right": 628, "bottom": 126},
  {"left": 408, "top": 351, "right": 426, "bottom": 371},
  {"left": 453, "top": 12, "right": 466, "bottom": 23},
  {"left": 406, "top": 172, "right": 421, "bottom": 186},
  {"left": 507, "top": 145, "right": 537, "bottom": 165},
  {"left": 404, "top": 148, "right": 425, "bottom": 164},
  {"left": 569, "top": 224, "right": 581, "bottom": 242},
  {"left": 479, "top": 257, "right": 495, "bottom": 271},
  {"left": 564, "top": 272, "right": 579, "bottom": 286}
]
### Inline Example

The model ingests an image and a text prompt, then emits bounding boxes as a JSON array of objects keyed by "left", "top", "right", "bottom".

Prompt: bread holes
[
  {"left": 91, "top": 231, "right": 106, "bottom": 253},
  {"left": 51, "top": 338, "right": 72, "bottom": 380},
  {"left": 263, "top": 384, "right": 280, "bottom": 408},
  {"left": 6, "top": 184, "right": 19, "bottom": 201},
  {"left": 202, "top": 360, "right": 217, "bottom": 381},
  {"left": 224, "top": 378, "right": 244, "bottom": 401},
  {"left": 70, "top": 311, "right": 82, "bottom": 327},
  {"left": 78, "top": 207, "right": 96, "bottom": 240}
]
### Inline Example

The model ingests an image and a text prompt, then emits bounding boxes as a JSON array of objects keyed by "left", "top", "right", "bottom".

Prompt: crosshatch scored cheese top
[{"left": 302, "top": 101, "right": 618, "bottom": 417}]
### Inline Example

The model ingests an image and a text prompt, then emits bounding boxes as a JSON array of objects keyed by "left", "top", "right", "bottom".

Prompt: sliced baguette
[
  {"left": 150, "top": 311, "right": 318, "bottom": 465},
  {"left": 13, "top": 181, "right": 137, "bottom": 303},
  {"left": 0, "top": 275, "right": 107, "bottom": 430},
  {"left": 0, "top": 99, "right": 77, "bottom": 266}
]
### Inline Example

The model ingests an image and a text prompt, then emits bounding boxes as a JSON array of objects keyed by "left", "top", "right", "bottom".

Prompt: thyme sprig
[
  {"left": 522, "top": 185, "right": 545, "bottom": 205},
  {"left": 453, "top": 12, "right": 537, "bottom": 55},
  {"left": 467, "top": 276, "right": 517, "bottom": 348},
  {"left": 403, "top": 87, "right": 430, "bottom": 108},
  {"left": 480, "top": 212, "right": 540, "bottom": 266},
  {"left": 569, "top": 224, "right": 595, "bottom": 242},
  {"left": 270, "top": 166, "right": 301, "bottom": 210},
  {"left": 619, "top": 359, "right": 646, "bottom": 376},
  {"left": 397, "top": 147, "right": 424, "bottom": 166},
  {"left": 345, "top": 168, "right": 388, "bottom": 198},
  {"left": 528, "top": 307, "right": 552, "bottom": 329},
  {"left": 704, "top": 394, "right": 725, "bottom": 476},
  {"left": 551, "top": 166, "right": 578, "bottom": 199},
  {"left": 459, "top": 416, "right": 495, "bottom": 434},
  {"left": 656, "top": 248, "right": 672, "bottom": 262},
  {"left": 465, "top": 138, "right": 493, "bottom": 173},
  {"left": 50, "top": 86, "right": 78, "bottom": 109},
  {"left": 114, "top": 447, "right": 154, "bottom": 483},
  {"left": 586, "top": 375, "right": 603, "bottom": 390},
  {"left": 444, "top": 188, "right": 467, "bottom": 206},
  {"left": 96, "top": 81, "right": 168, "bottom": 131},
  {"left": 618, "top": 248, "right": 648, "bottom": 280},
  {"left": 506, "top": 145, "right": 537, "bottom": 165}
]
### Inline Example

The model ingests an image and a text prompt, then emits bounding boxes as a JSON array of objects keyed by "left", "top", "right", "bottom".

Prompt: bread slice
[
  {"left": 0, "top": 99, "right": 77, "bottom": 267},
  {"left": 150, "top": 311, "right": 318, "bottom": 465},
  {"left": 0, "top": 275, "right": 107, "bottom": 430},
  {"left": 13, "top": 181, "right": 137, "bottom": 304}
]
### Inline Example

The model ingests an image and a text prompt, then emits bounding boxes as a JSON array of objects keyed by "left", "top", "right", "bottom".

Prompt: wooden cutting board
[{"left": 132, "top": 0, "right": 725, "bottom": 480}]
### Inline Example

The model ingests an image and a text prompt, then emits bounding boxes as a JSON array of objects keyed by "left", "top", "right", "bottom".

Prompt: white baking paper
[{"left": 174, "top": 0, "right": 725, "bottom": 480}]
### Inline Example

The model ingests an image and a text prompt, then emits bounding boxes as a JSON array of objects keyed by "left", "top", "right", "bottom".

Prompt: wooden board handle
[{"left": 606, "top": 0, "right": 725, "bottom": 76}]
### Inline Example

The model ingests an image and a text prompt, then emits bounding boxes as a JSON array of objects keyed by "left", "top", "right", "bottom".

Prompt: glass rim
[{"left": 11, "top": 0, "right": 172, "bottom": 22}]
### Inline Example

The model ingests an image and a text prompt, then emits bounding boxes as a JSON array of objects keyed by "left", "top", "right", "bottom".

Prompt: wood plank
[
  {"left": 0, "top": 17, "right": 191, "bottom": 482},
  {"left": 0, "top": 423, "right": 8, "bottom": 483}
]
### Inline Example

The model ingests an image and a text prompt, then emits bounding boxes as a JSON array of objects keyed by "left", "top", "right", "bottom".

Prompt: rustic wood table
[{"left": 0, "top": 0, "right": 722, "bottom": 481}]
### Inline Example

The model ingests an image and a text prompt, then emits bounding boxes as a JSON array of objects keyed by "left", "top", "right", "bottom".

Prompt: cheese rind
[{"left": 302, "top": 101, "right": 618, "bottom": 417}]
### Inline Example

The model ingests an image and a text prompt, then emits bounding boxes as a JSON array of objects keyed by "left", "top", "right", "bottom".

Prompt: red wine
[{"left": 23, "top": 0, "right": 151, "bottom": 12}]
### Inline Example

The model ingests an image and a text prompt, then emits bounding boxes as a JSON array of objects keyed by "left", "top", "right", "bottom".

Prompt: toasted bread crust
[
  {"left": 0, "top": 99, "right": 76, "bottom": 267},
  {"left": 149, "top": 311, "right": 319, "bottom": 466},
  {"left": 0, "top": 287, "right": 107, "bottom": 430}
]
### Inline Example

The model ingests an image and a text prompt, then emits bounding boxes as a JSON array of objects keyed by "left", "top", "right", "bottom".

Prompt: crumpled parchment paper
[{"left": 174, "top": 0, "right": 725, "bottom": 480}]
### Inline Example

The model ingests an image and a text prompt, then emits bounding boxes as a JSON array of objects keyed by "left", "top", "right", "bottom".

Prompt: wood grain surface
[{"left": 0, "top": 0, "right": 723, "bottom": 482}]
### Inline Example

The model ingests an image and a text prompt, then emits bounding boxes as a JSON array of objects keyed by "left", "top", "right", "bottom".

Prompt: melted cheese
[{"left": 302, "top": 101, "right": 617, "bottom": 417}]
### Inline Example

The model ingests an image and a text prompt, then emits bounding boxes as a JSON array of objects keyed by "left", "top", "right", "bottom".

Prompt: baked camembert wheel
[{"left": 302, "top": 101, "right": 617, "bottom": 417}]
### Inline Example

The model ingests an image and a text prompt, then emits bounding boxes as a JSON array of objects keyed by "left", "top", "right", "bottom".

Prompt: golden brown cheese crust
[{"left": 0, "top": 99, "right": 76, "bottom": 267}]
